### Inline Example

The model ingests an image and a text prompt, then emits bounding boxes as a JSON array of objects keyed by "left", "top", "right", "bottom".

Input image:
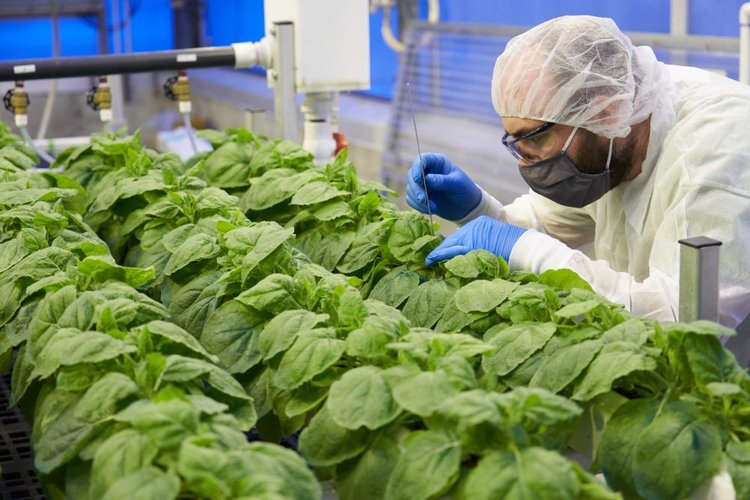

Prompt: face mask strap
[
  {"left": 560, "top": 126, "right": 579, "bottom": 153},
  {"left": 605, "top": 138, "right": 614, "bottom": 172}
]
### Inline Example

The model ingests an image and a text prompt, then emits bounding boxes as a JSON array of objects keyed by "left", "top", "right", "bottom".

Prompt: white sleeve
[
  {"left": 458, "top": 188, "right": 596, "bottom": 250},
  {"left": 510, "top": 230, "right": 679, "bottom": 323}
]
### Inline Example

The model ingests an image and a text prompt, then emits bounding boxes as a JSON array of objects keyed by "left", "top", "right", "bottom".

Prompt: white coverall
[{"left": 463, "top": 64, "right": 750, "bottom": 329}]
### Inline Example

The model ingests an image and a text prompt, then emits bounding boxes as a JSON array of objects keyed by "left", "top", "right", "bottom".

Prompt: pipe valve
[
  {"left": 163, "top": 69, "right": 192, "bottom": 113},
  {"left": 86, "top": 76, "right": 113, "bottom": 123},
  {"left": 3, "top": 81, "right": 30, "bottom": 127}
]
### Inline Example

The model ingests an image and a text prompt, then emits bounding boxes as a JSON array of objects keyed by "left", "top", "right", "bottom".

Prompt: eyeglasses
[{"left": 502, "top": 121, "right": 558, "bottom": 162}]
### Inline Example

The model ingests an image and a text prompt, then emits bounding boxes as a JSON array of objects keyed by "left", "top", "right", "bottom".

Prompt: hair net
[{"left": 491, "top": 16, "right": 665, "bottom": 138}]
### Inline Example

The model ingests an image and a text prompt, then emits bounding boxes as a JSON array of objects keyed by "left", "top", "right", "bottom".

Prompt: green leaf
[
  {"left": 345, "top": 317, "right": 402, "bottom": 359},
  {"left": 102, "top": 466, "right": 180, "bottom": 500},
  {"left": 90, "top": 430, "right": 158, "bottom": 499},
  {"left": 311, "top": 199, "right": 353, "bottom": 222},
  {"left": 200, "top": 300, "right": 266, "bottom": 374},
  {"left": 163, "top": 233, "right": 220, "bottom": 276},
  {"left": 235, "top": 273, "right": 301, "bottom": 314},
  {"left": 388, "top": 213, "right": 432, "bottom": 263},
  {"left": 432, "top": 390, "right": 504, "bottom": 452},
  {"left": 683, "top": 333, "right": 740, "bottom": 386},
  {"left": 384, "top": 430, "right": 461, "bottom": 500},
  {"left": 433, "top": 301, "right": 486, "bottom": 333},
  {"left": 142, "top": 320, "right": 217, "bottom": 362},
  {"left": 78, "top": 256, "right": 155, "bottom": 288},
  {"left": 727, "top": 442, "right": 750, "bottom": 500},
  {"left": 392, "top": 370, "right": 459, "bottom": 418},
  {"left": 337, "top": 432, "right": 400, "bottom": 500},
  {"left": 369, "top": 267, "right": 421, "bottom": 309},
  {"left": 240, "top": 441, "right": 323, "bottom": 499},
  {"left": 244, "top": 168, "right": 324, "bottom": 210},
  {"left": 444, "top": 249, "right": 506, "bottom": 280},
  {"left": 598, "top": 398, "right": 660, "bottom": 498},
  {"left": 236, "top": 224, "right": 295, "bottom": 278},
  {"left": 273, "top": 329, "right": 344, "bottom": 390},
  {"left": 667, "top": 319, "right": 736, "bottom": 338},
  {"left": 115, "top": 399, "right": 199, "bottom": 449},
  {"left": 290, "top": 181, "right": 348, "bottom": 205},
  {"left": 555, "top": 300, "right": 602, "bottom": 319},
  {"left": 482, "top": 322, "right": 556, "bottom": 377},
  {"left": 336, "top": 221, "right": 391, "bottom": 274},
  {"left": 298, "top": 406, "right": 371, "bottom": 466},
  {"left": 530, "top": 339, "right": 603, "bottom": 393},
  {"left": 306, "top": 231, "right": 356, "bottom": 270},
  {"left": 202, "top": 141, "right": 251, "bottom": 188},
  {"left": 601, "top": 319, "right": 652, "bottom": 345},
  {"left": 327, "top": 366, "right": 402, "bottom": 430},
  {"left": 401, "top": 280, "right": 457, "bottom": 329},
  {"left": 462, "top": 447, "right": 579, "bottom": 500},
  {"left": 31, "top": 329, "right": 137, "bottom": 381},
  {"left": 168, "top": 271, "right": 223, "bottom": 337},
  {"left": 493, "top": 387, "right": 582, "bottom": 427},
  {"left": 572, "top": 341, "right": 657, "bottom": 402},
  {"left": 35, "top": 373, "right": 140, "bottom": 473},
  {"left": 195, "top": 187, "right": 239, "bottom": 213},
  {"left": 177, "top": 439, "right": 231, "bottom": 498},
  {"left": 633, "top": 402, "right": 723, "bottom": 499},
  {"left": 258, "top": 309, "right": 328, "bottom": 361},
  {"left": 454, "top": 279, "right": 519, "bottom": 313},
  {"left": 285, "top": 383, "right": 329, "bottom": 417},
  {"left": 539, "top": 268, "right": 593, "bottom": 292}
]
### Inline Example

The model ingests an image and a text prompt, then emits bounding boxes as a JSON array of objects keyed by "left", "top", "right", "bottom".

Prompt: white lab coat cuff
[
  {"left": 509, "top": 229, "right": 578, "bottom": 273},
  {"left": 456, "top": 188, "right": 507, "bottom": 225}
]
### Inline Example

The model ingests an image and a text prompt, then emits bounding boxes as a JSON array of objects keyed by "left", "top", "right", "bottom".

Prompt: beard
[{"left": 571, "top": 129, "right": 634, "bottom": 189}]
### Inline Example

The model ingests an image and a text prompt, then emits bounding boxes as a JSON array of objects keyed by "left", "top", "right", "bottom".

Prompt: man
[{"left": 406, "top": 15, "right": 750, "bottom": 329}]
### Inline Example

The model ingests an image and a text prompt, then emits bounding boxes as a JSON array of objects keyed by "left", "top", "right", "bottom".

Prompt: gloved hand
[
  {"left": 426, "top": 215, "right": 527, "bottom": 266},
  {"left": 406, "top": 153, "right": 482, "bottom": 221}
]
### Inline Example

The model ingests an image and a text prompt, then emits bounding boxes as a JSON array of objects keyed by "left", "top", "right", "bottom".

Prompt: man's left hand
[{"left": 426, "top": 215, "right": 527, "bottom": 266}]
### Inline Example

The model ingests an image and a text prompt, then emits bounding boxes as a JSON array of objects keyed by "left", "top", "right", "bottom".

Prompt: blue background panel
[{"left": 0, "top": 0, "right": 746, "bottom": 98}]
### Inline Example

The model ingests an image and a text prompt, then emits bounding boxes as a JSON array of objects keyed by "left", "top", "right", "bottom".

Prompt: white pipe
[
  {"left": 33, "top": 135, "right": 91, "bottom": 152},
  {"left": 301, "top": 92, "right": 336, "bottom": 164},
  {"left": 19, "top": 126, "right": 56, "bottom": 165},
  {"left": 381, "top": 5, "right": 406, "bottom": 52},
  {"left": 740, "top": 3, "right": 750, "bottom": 84},
  {"left": 182, "top": 112, "right": 198, "bottom": 154},
  {"left": 427, "top": 0, "right": 440, "bottom": 24},
  {"left": 232, "top": 37, "right": 272, "bottom": 69},
  {"left": 670, "top": 0, "right": 688, "bottom": 36}
]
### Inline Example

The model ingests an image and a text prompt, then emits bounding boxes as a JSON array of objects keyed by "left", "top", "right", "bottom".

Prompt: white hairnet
[{"left": 491, "top": 16, "right": 665, "bottom": 138}]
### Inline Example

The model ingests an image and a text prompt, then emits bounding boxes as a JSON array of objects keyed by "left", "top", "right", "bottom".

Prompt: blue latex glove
[
  {"left": 426, "top": 216, "right": 527, "bottom": 266},
  {"left": 406, "top": 153, "right": 482, "bottom": 221}
]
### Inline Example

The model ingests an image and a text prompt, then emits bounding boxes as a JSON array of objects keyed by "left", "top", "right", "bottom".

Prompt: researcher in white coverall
[{"left": 406, "top": 15, "right": 750, "bottom": 329}]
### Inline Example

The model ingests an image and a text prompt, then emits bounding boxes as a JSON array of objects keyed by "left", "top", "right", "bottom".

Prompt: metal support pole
[
  {"left": 679, "top": 236, "right": 722, "bottom": 322},
  {"left": 271, "top": 22, "right": 298, "bottom": 142},
  {"left": 244, "top": 109, "right": 266, "bottom": 134}
]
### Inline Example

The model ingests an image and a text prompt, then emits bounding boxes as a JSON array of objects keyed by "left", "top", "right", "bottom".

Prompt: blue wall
[{"left": 0, "top": 1, "right": 746, "bottom": 97}]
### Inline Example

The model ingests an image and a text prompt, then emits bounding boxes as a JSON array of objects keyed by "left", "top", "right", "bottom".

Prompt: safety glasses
[{"left": 501, "top": 121, "right": 557, "bottom": 162}]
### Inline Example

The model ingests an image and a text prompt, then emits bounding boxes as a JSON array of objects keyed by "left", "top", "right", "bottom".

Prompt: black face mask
[{"left": 519, "top": 136, "right": 614, "bottom": 209}]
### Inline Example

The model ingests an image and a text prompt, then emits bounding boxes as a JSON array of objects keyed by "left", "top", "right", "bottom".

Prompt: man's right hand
[{"left": 406, "top": 153, "right": 482, "bottom": 221}]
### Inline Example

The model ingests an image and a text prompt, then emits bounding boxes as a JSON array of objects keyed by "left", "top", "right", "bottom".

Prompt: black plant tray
[{"left": 0, "top": 373, "right": 45, "bottom": 500}]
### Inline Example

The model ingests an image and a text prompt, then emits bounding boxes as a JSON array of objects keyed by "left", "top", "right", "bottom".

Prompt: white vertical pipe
[
  {"left": 670, "top": 0, "right": 689, "bottom": 35},
  {"left": 740, "top": 3, "right": 750, "bottom": 84}
]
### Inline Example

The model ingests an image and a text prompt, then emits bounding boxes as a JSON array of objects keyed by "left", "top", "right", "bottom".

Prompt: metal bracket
[{"left": 679, "top": 236, "right": 722, "bottom": 322}]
